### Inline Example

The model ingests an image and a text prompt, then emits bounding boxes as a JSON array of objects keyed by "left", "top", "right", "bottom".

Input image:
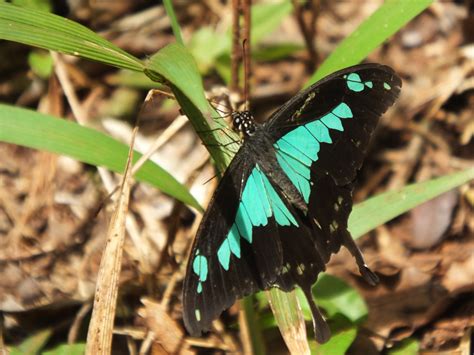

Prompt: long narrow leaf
[
  {"left": 145, "top": 43, "right": 239, "bottom": 172},
  {"left": 0, "top": 104, "right": 202, "bottom": 211},
  {"left": 163, "top": 0, "right": 184, "bottom": 45},
  {"left": 307, "top": 0, "right": 433, "bottom": 84},
  {"left": 349, "top": 168, "right": 474, "bottom": 239},
  {"left": 0, "top": 2, "right": 143, "bottom": 71}
]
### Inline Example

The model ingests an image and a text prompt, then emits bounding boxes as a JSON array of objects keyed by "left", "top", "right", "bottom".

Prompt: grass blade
[
  {"left": 145, "top": 43, "right": 239, "bottom": 172},
  {"left": 307, "top": 0, "right": 433, "bottom": 84},
  {"left": 85, "top": 129, "right": 135, "bottom": 354},
  {"left": 0, "top": 104, "right": 202, "bottom": 211},
  {"left": 163, "top": 0, "right": 184, "bottom": 45},
  {"left": 0, "top": 2, "right": 143, "bottom": 72},
  {"left": 349, "top": 168, "right": 474, "bottom": 239}
]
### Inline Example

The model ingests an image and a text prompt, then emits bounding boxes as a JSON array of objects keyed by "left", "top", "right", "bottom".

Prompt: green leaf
[
  {"left": 146, "top": 43, "right": 239, "bottom": 172},
  {"left": 11, "top": 0, "right": 52, "bottom": 12},
  {"left": 253, "top": 43, "right": 304, "bottom": 62},
  {"left": 28, "top": 50, "right": 53, "bottom": 78},
  {"left": 163, "top": 0, "right": 184, "bottom": 45},
  {"left": 349, "top": 168, "right": 474, "bottom": 239},
  {"left": 188, "top": 27, "right": 229, "bottom": 74},
  {"left": 251, "top": 0, "right": 293, "bottom": 44},
  {"left": 307, "top": 0, "right": 433, "bottom": 84},
  {"left": 267, "top": 288, "right": 310, "bottom": 354},
  {"left": 240, "top": 297, "right": 267, "bottom": 355},
  {"left": 145, "top": 43, "right": 210, "bottom": 120},
  {"left": 0, "top": 2, "right": 143, "bottom": 72},
  {"left": 43, "top": 343, "right": 86, "bottom": 355},
  {"left": 0, "top": 104, "right": 202, "bottom": 211},
  {"left": 313, "top": 275, "right": 368, "bottom": 323},
  {"left": 310, "top": 315, "right": 357, "bottom": 355},
  {"left": 388, "top": 338, "right": 420, "bottom": 355},
  {"left": 9, "top": 328, "right": 52, "bottom": 355}
]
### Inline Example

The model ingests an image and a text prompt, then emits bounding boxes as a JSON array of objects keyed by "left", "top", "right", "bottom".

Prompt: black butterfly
[{"left": 183, "top": 64, "right": 401, "bottom": 343}]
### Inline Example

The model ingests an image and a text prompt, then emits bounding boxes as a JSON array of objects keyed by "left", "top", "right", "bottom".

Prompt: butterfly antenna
[
  {"left": 301, "top": 286, "right": 331, "bottom": 344},
  {"left": 202, "top": 172, "right": 221, "bottom": 186}
]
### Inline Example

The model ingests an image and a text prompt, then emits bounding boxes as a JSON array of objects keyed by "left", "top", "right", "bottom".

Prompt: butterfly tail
[
  {"left": 301, "top": 285, "right": 331, "bottom": 344},
  {"left": 341, "top": 230, "right": 379, "bottom": 286}
]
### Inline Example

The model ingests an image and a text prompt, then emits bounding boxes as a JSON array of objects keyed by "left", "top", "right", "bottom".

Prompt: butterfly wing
[
  {"left": 183, "top": 64, "right": 401, "bottom": 342},
  {"left": 265, "top": 63, "right": 401, "bottom": 283},
  {"left": 183, "top": 147, "right": 290, "bottom": 336}
]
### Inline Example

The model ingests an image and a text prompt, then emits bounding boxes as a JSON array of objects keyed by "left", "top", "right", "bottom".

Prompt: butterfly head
[{"left": 232, "top": 110, "right": 256, "bottom": 137}]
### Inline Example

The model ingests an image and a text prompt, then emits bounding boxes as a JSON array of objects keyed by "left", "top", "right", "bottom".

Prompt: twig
[
  {"left": 68, "top": 302, "right": 93, "bottom": 344},
  {"left": 231, "top": 0, "right": 242, "bottom": 93},
  {"left": 292, "top": 0, "right": 319, "bottom": 70},
  {"left": 242, "top": 0, "right": 251, "bottom": 109},
  {"left": 85, "top": 127, "right": 137, "bottom": 354}
]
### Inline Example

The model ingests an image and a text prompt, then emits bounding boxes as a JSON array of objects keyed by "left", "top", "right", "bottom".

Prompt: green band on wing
[
  {"left": 274, "top": 102, "right": 353, "bottom": 203},
  {"left": 192, "top": 251, "right": 208, "bottom": 293},
  {"left": 217, "top": 164, "right": 298, "bottom": 270},
  {"left": 216, "top": 100, "right": 354, "bottom": 272},
  {"left": 344, "top": 73, "right": 373, "bottom": 92}
]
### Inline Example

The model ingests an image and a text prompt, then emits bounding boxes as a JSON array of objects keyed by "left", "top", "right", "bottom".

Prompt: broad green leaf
[
  {"left": 307, "top": 0, "right": 433, "bottom": 84},
  {"left": 9, "top": 328, "right": 52, "bottom": 355},
  {"left": 0, "top": 2, "right": 143, "bottom": 72},
  {"left": 0, "top": 104, "right": 202, "bottom": 211},
  {"left": 145, "top": 43, "right": 211, "bottom": 120},
  {"left": 43, "top": 343, "right": 86, "bottom": 355},
  {"left": 146, "top": 43, "right": 239, "bottom": 172},
  {"left": 349, "top": 168, "right": 474, "bottom": 239},
  {"left": 310, "top": 315, "right": 357, "bottom": 355},
  {"left": 311, "top": 275, "right": 367, "bottom": 323},
  {"left": 388, "top": 338, "right": 420, "bottom": 355}
]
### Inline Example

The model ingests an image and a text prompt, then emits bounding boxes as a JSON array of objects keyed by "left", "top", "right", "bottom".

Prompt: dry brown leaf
[
  {"left": 138, "top": 297, "right": 191, "bottom": 355},
  {"left": 85, "top": 128, "right": 137, "bottom": 354}
]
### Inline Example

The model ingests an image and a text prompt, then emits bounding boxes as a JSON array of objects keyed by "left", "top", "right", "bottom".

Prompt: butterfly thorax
[{"left": 232, "top": 110, "right": 257, "bottom": 137}]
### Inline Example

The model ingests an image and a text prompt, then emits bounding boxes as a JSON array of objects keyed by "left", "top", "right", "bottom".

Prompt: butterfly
[{"left": 182, "top": 63, "right": 401, "bottom": 343}]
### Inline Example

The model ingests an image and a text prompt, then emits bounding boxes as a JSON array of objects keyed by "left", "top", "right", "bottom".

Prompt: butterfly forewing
[{"left": 265, "top": 63, "right": 401, "bottom": 285}]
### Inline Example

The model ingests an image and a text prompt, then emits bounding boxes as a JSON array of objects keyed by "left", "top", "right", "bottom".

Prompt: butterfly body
[{"left": 183, "top": 64, "right": 401, "bottom": 343}]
